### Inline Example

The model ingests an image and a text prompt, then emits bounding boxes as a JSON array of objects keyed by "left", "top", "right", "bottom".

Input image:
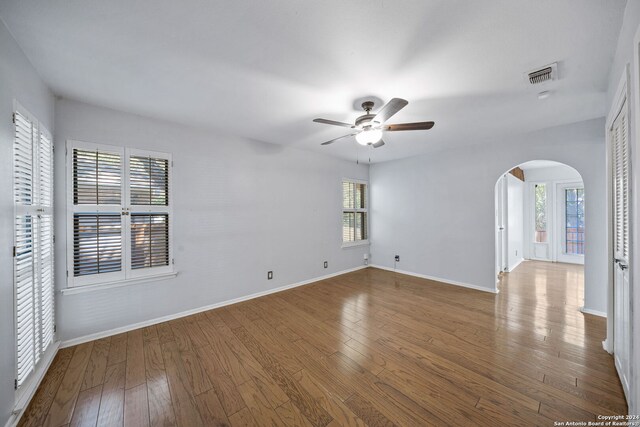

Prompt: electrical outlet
[
  {"left": 395, "top": 255, "right": 400, "bottom": 262},
  {"left": 267, "top": 271, "right": 273, "bottom": 280},
  {"left": 324, "top": 261, "right": 328, "bottom": 268}
]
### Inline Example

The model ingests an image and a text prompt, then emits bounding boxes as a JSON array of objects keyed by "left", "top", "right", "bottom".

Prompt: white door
[{"left": 612, "top": 98, "right": 631, "bottom": 398}]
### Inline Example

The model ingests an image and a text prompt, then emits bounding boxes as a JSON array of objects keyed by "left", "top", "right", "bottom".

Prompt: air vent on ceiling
[{"left": 527, "top": 63, "right": 557, "bottom": 84}]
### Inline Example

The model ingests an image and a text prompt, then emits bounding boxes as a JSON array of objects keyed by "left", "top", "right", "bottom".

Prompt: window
[
  {"left": 564, "top": 188, "right": 585, "bottom": 255},
  {"left": 534, "top": 184, "right": 547, "bottom": 243},
  {"left": 13, "top": 106, "right": 55, "bottom": 389},
  {"left": 67, "top": 141, "right": 172, "bottom": 287},
  {"left": 342, "top": 180, "right": 368, "bottom": 245}
]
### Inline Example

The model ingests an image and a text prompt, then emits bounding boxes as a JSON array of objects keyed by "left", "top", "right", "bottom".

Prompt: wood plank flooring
[{"left": 19, "top": 261, "right": 627, "bottom": 426}]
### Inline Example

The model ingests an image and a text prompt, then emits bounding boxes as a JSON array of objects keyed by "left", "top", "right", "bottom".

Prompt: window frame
[
  {"left": 557, "top": 182, "right": 585, "bottom": 258},
  {"left": 341, "top": 178, "right": 369, "bottom": 248},
  {"left": 533, "top": 182, "right": 548, "bottom": 243},
  {"left": 65, "top": 140, "right": 174, "bottom": 289}
]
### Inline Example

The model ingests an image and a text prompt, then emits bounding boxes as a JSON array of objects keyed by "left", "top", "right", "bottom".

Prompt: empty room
[{"left": 1, "top": 0, "right": 639, "bottom": 426}]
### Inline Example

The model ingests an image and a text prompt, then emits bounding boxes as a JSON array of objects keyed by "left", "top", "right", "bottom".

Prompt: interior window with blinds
[
  {"left": 67, "top": 141, "right": 172, "bottom": 287},
  {"left": 343, "top": 180, "right": 368, "bottom": 244},
  {"left": 13, "top": 107, "right": 55, "bottom": 390}
]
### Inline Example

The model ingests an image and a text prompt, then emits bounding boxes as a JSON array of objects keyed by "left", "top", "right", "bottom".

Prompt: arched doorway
[{"left": 494, "top": 160, "right": 586, "bottom": 307}]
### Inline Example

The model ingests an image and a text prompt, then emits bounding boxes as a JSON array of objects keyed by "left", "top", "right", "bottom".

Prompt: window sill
[
  {"left": 61, "top": 271, "right": 178, "bottom": 295},
  {"left": 342, "top": 240, "right": 370, "bottom": 248}
]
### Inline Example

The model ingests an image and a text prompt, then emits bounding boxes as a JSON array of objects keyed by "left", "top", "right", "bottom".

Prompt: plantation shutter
[
  {"left": 37, "top": 131, "right": 55, "bottom": 354},
  {"left": 73, "top": 214, "right": 123, "bottom": 276},
  {"left": 13, "top": 108, "right": 54, "bottom": 389},
  {"left": 67, "top": 143, "right": 172, "bottom": 286},
  {"left": 342, "top": 180, "right": 368, "bottom": 243},
  {"left": 127, "top": 150, "right": 172, "bottom": 278},
  {"left": 69, "top": 143, "right": 125, "bottom": 286},
  {"left": 131, "top": 214, "right": 169, "bottom": 269},
  {"left": 613, "top": 100, "right": 629, "bottom": 262}
]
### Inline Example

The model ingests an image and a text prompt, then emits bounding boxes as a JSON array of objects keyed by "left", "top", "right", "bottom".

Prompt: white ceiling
[{"left": 0, "top": 0, "right": 626, "bottom": 163}]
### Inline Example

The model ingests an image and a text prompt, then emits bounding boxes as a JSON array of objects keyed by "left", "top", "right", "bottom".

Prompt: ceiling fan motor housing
[
  {"left": 361, "top": 101, "right": 375, "bottom": 112},
  {"left": 355, "top": 113, "right": 378, "bottom": 128}
]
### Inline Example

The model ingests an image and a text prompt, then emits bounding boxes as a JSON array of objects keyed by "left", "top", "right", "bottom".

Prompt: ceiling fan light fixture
[
  {"left": 355, "top": 128, "right": 382, "bottom": 145},
  {"left": 315, "top": 97, "right": 434, "bottom": 147}
]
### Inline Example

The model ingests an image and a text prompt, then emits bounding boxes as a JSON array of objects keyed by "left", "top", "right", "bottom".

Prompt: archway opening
[{"left": 494, "top": 160, "right": 585, "bottom": 308}]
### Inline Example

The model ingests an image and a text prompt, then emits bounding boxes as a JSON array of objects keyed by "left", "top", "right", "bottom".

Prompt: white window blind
[
  {"left": 342, "top": 180, "right": 368, "bottom": 243},
  {"left": 612, "top": 99, "right": 629, "bottom": 261},
  {"left": 67, "top": 142, "right": 172, "bottom": 287},
  {"left": 13, "top": 107, "right": 54, "bottom": 389}
]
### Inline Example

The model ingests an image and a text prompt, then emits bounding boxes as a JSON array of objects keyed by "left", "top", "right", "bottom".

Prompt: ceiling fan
[{"left": 313, "top": 98, "right": 434, "bottom": 148}]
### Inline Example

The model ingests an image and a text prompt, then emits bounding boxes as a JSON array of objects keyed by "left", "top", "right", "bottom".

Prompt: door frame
[
  {"left": 631, "top": 20, "right": 640, "bottom": 417},
  {"left": 605, "top": 65, "right": 631, "bottom": 355},
  {"left": 605, "top": 63, "right": 634, "bottom": 409},
  {"left": 495, "top": 175, "right": 508, "bottom": 281}
]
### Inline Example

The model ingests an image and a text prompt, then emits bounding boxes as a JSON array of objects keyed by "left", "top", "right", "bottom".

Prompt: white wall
[
  {"left": 506, "top": 174, "right": 524, "bottom": 271},
  {"left": 606, "top": 0, "right": 640, "bottom": 414},
  {"left": 0, "top": 20, "right": 56, "bottom": 427},
  {"left": 523, "top": 164, "right": 582, "bottom": 182},
  {"left": 370, "top": 118, "right": 607, "bottom": 312},
  {"left": 54, "top": 99, "right": 369, "bottom": 342}
]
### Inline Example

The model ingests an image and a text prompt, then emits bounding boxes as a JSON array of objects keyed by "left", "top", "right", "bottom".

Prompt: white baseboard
[
  {"left": 369, "top": 264, "right": 498, "bottom": 294},
  {"left": 61, "top": 265, "right": 367, "bottom": 348},
  {"left": 580, "top": 306, "right": 607, "bottom": 318},
  {"left": 7, "top": 341, "right": 61, "bottom": 427},
  {"left": 506, "top": 257, "right": 524, "bottom": 272}
]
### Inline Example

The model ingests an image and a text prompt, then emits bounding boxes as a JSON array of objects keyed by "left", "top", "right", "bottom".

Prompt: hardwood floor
[{"left": 19, "top": 261, "right": 627, "bottom": 426}]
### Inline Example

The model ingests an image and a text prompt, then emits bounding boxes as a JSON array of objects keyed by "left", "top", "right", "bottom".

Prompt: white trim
[
  {"left": 580, "top": 306, "right": 607, "bottom": 318},
  {"left": 506, "top": 257, "right": 524, "bottom": 272},
  {"left": 631, "top": 19, "right": 640, "bottom": 418},
  {"left": 369, "top": 264, "right": 499, "bottom": 294},
  {"left": 61, "top": 272, "right": 178, "bottom": 295},
  {"left": 61, "top": 265, "right": 368, "bottom": 348},
  {"left": 342, "top": 178, "right": 369, "bottom": 246},
  {"left": 605, "top": 65, "right": 632, "bottom": 399},
  {"left": 607, "top": 66, "right": 630, "bottom": 129},
  {"left": 8, "top": 341, "right": 60, "bottom": 427},
  {"left": 341, "top": 240, "right": 370, "bottom": 248}
]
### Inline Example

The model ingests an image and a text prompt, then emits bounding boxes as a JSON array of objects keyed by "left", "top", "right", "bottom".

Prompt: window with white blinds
[
  {"left": 13, "top": 107, "right": 55, "bottom": 389},
  {"left": 342, "top": 180, "right": 368, "bottom": 244},
  {"left": 67, "top": 141, "right": 173, "bottom": 287},
  {"left": 612, "top": 99, "right": 630, "bottom": 261}
]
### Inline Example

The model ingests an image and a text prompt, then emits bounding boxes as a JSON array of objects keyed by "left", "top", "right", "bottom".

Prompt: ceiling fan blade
[
  {"left": 313, "top": 118, "right": 354, "bottom": 128},
  {"left": 372, "top": 139, "right": 385, "bottom": 148},
  {"left": 384, "top": 121, "right": 435, "bottom": 131},
  {"left": 371, "top": 98, "right": 408, "bottom": 124},
  {"left": 320, "top": 133, "right": 358, "bottom": 146}
]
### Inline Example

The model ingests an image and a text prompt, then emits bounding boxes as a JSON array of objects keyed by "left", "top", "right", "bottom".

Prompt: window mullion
[{"left": 123, "top": 148, "right": 131, "bottom": 278}]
